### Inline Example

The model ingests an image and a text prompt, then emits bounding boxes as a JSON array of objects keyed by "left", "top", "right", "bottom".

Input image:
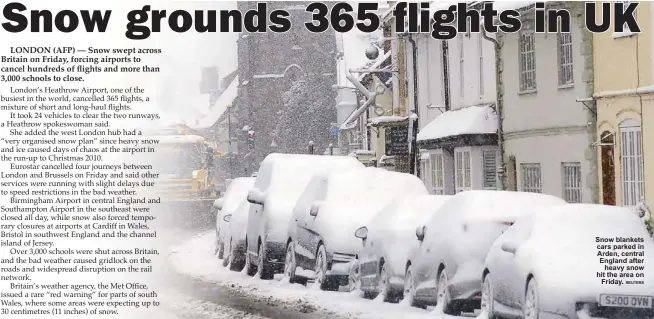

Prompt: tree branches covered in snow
[{"left": 273, "top": 77, "right": 335, "bottom": 154}]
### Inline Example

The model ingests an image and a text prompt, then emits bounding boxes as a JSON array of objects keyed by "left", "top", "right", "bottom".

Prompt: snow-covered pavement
[{"left": 169, "top": 231, "right": 482, "bottom": 319}]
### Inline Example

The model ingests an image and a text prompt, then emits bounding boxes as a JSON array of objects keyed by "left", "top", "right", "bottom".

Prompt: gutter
[
  {"left": 480, "top": 22, "right": 507, "bottom": 191},
  {"left": 407, "top": 34, "right": 420, "bottom": 177}
]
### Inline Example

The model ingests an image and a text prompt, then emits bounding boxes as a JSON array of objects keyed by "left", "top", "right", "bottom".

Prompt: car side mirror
[
  {"left": 247, "top": 188, "right": 266, "bottom": 205},
  {"left": 309, "top": 201, "right": 321, "bottom": 217},
  {"left": 354, "top": 226, "right": 368, "bottom": 239},
  {"left": 223, "top": 214, "right": 232, "bottom": 222},
  {"left": 415, "top": 225, "right": 426, "bottom": 241},
  {"left": 501, "top": 241, "right": 518, "bottom": 254},
  {"left": 213, "top": 198, "right": 225, "bottom": 210}
]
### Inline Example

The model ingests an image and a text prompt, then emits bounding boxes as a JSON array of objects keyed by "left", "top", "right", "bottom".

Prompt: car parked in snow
[
  {"left": 284, "top": 167, "right": 429, "bottom": 290},
  {"left": 404, "top": 190, "right": 567, "bottom": 315},
  {"left": 244, "top": 153, "right": 364, "bottom": 279},
  {"left": 213, "top": 177, "right": 255, "bottom": 258},
  {"left": 354, "top": 194, "right": 451, "bottom": 302},
  {"left": 482, "top": 204, "right": 654, "bottom": 319},
  {"left": 221, "top": 199, "right": 251, "bottom": 271}
]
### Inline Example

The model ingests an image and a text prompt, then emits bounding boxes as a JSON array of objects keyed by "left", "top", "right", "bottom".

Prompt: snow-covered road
[{"left": 169, "top": 230, "right": 482, "bottom": 319}]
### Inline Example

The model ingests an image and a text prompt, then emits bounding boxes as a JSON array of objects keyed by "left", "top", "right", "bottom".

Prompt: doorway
[{"left": 600, "top": 131, "right": 616, "bottom": 205}]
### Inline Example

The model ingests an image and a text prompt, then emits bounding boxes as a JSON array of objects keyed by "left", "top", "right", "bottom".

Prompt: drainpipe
[
  {"left": 407, "top": 35, "right": 420, "bottom": 177},
  {"left": 481, "top": 26, "right": 507, "bottom": 190}
]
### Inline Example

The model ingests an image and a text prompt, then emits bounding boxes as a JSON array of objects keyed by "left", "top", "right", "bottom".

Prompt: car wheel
[
  {"left": 244, "top": 241, "right": 257, "bottom": 276},
  {"left": 284, "top": 242, "right": 299, "bottom": 283},
  {"left": 257, "top": 241, "right": 273, "bottom": 280},
  {"left": 222, "top": 239, "right": 232, "bottom": 267},
  {"left": 437, "top": 268, "right": 460, "bottom": 315},
  {"left": 377, "top": 261, "right": 391, "bottom": 302},
  {"left": 403, "top": 265, "right": 424, "bottom": 308},
  {"left": 481, "top": 273, "right": 497, "bottom": 319},
  {"left": 229, "top": 238, "right": 245, "bottom": 272},
  {"left": 217, "top": 240, "right": 225, "bottom": 259},
  {"left": 523, "top": 278, "right": 539, "bottom": 319},
  {"left": 314, "top": 244, "right": 331, "bottom": 290},
  {"left": 348, "top": 258, "right": 361, "bottom": 292}
]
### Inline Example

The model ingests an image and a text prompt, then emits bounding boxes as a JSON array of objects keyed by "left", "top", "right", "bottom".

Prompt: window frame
[
  {"left": 482, "top": 149, "right": 498, "bottom": 190},
  {"left": 430, "top": 152, "right": 445, "bottom": 195},
  {"left": 521, "top": 163, "right": 542, "bottom": 193},
  {"left": 619, "top": 119, "right": 644, "bottom": 206},
  {"left": 518, "top": 29, "right": 537, "bottom": 92},
  {"left": 454, "top": 148, "right": 472, "bottom": 193},
  {"left": 561, "top": 162, "right": 582, "bottom": 203},
  {"left": 556, "top": 31, "right": 574, "bottom": 87}
]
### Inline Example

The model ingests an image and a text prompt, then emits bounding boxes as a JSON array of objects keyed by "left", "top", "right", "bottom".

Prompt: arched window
[{"left": 619, "top": 118, "right": 643, "bottom": 206}]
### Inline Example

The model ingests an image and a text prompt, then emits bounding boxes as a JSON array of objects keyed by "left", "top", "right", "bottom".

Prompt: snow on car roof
[
  {"left": 260, "top": 153, "right": 364, "bottom": 199},
  {"left": 533, "top": 204, "right": 651, "bottom": 240},
  {"left": 320, "top": 167, "right": 429, "bottom": 215},
  {"left": 447, "top": 190, "right": 567, "bottom": 223},
  {"left": 376, "top": 194, "right": 452, "bottom": 229},
  {"left": 221, "top": 177, "right": 255, "bottom": 214}
]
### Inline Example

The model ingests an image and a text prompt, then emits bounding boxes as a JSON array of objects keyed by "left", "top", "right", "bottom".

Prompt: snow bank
[
  {"left": 170, "top": 231, "right": 461, "bottom": 319},
  {"left": 417, "top": 105, "right": 497, "bottom": 141}
]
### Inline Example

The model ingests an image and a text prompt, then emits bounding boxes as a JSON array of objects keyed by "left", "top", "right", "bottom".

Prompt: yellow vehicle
[{"left": 139, "top": 133, "right": 218, "bottom": 228}]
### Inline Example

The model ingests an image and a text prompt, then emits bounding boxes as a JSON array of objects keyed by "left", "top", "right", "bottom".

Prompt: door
[
  {"left": 295, "top": 179, "right": 328, "bottom": 271},
  {"left": 600, "top": 131, "right": 616, "bottom": 205}
]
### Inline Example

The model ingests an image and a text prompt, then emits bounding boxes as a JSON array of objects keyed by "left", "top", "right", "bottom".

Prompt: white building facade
[
  {"left": 410, "top": 28, "right": 499, "bottom": 195},
  {"left": 499, "top": 3, "right": 596, "bottom": 203}
]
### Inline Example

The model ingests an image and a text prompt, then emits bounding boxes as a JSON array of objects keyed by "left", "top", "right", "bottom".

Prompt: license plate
[{"left": 600, "top": 294, "right": 653, "bottom": 309}]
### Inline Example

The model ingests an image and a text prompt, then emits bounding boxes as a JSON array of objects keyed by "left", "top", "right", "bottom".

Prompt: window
[
  {"left": 478, "top": 34, "right": 484, "bottom": 97},
  {"left": 619, "top": 119, "right": 643, "bottom": 206},
  {"left": 455, "top": 150, "right": 472, "bottom": 193},
  {"left": 562, "top": 162, "right": 582, "bottom": 203},
  {"left": 613, "top": 1, "right": 636, "bottom": 38},
  {"left": 483, "top": 150, "right": 497, "bottom": 190},
  {"left": 518, "top": 30, "right": 536, "bottom": 92},
  {"left": 430, "top": 153, "right": 444, "bottom": 194},
  {"left": 557, "top": 32, "right": 573, "bottom": 86},
  {"left": 459, "top": 35, "right": 464, "bottom": 98},
  {"left": 521, "top": 163, "right": 542, "bottom": 193}
]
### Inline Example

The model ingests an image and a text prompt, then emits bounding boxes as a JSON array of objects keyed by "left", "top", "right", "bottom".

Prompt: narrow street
[
  {"left": 154, "top": 228, "right": 343, "bottom": 319},
  {"left": 163, "top": 229, "right": 478, "bottom": 319}
]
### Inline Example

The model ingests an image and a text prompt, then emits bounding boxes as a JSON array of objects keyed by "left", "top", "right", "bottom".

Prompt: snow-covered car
[
  {"left": 245, "top": 153, "right": 364, "bottom": 279},
  {"left": 404, "top": 190, "right": 567, "bottom": 315},
  {"left": 221, "top": 199, "right": 251, "bottom": 271},
  {"left": 482, "top": 204, "right": 654, "bottom": 319},
  {"left": 355, "top": 194, "right": 451, "bottom": 302},
  {"left": 213, "top": 177, "right": 255, "bottom": 259},
  {"left": 284, "top": 167, "right": 429, "bottom": 291}
]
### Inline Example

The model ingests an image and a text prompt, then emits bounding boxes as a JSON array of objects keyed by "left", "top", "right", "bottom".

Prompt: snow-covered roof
[
  {"left": 368, "top": 115, "right": 408, "bottom": 126},
  {"left": 192, "top": 76, "right": 239, "bottom": 129},
  {"left": 417, "top": 104, "right": 497, "bottom": 141}
]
